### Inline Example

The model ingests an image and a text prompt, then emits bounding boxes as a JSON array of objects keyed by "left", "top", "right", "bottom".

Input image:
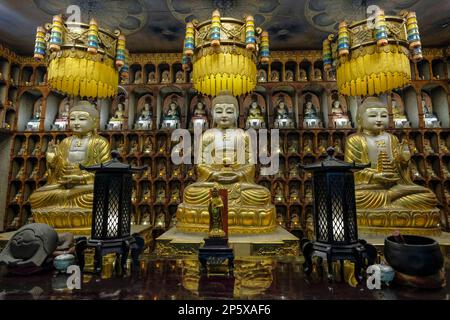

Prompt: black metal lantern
[
  {"left": 300, "top": 148, "right": 377, "bottom": 282},
  {"left": 76, "top": 151, "right": 146, "bottom": 274}
]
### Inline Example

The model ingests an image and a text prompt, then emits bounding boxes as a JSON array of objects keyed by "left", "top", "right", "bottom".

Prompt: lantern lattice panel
[
  {"left": 330, "top": 173, "right": 346, "bottom": 242},
  {"left": 315, "top": 173, "right": 329, "bottom": 242},
  {"left": 93, "top": 174, "right": 108, "bottom": 239},
  {"left": 121, "top": 174, "right": 132, "bottom": 236}
]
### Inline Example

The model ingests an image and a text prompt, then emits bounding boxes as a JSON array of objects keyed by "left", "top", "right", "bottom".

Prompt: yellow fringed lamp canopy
[
  {"left": 182, "top": 10, "right": 270, "bottom": 97},
  {"left": 33, "top": 15, "right": 126, "bottom": 99},
  {"left": 323, "top": 9, "right": 423, "bottom": 96}
]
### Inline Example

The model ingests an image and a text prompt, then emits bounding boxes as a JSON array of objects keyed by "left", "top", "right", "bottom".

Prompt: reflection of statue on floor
[
  {"left": 344, "top": 96, "right": 439, "bottom": 234},
  {"left": 29, "top": 101, "right": 111, "bottom": 234},
  {"left": 176, "top": 91, "right": 276, "bottom": 234}
]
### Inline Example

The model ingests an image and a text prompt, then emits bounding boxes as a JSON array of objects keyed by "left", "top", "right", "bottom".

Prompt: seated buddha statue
[
  {"left": 134, "top": 70, "right": 142, "bottom": 84},
  {"left": 52, "top": 103, "right": 70, "bottom": 131},
  {"left": 175, "top": 71, "right": 184, "bottom": 83},
  {"left": 270, "top": 70, "right": 279, "bottom": 82},
  {"left": 313, "top": 68, "right": 322, "bottom": 81},
  {"left": 15, "top": 166, "right": 25, "bottom": 179},
  {"left": 161, "top": 101, "right": 181, "bottom": 129},
  {"left": 147, "top": 71, "right": 157, "bottom": 84},
  {"left": 303, "top": 100, "right": 322, "bottom": 128},
  {"left": 333, "top": 138, "right": 342, "bottom": 154},
  {"left": 17, "top": 142, "right": 27, "bottom": 156},
  {"left": 439, "top": 140, "right": 449, "bottom": 154},
  {"left": 426, "top": 162, "right": 439, "bottom": 179},
  {"left": 246, "top": 100, "right": 265, "bottom": 129},
  {"left": 29, "top": 101, "right": 111, "bottom": 234},
  {"left": 304, "top": 184, "right": 313, "bottom": 203},
  {"left": 289, "top": 188, "right": 300, "bottom": 204},
  {"left": 298, "top": 69, "right": 308, "bottom": 81},
  {"left": 344, "top": 96, "right": 440, "bottom": 234},
  {"left": 134, "top": 103, "right": 152, "bottom": 130},
  {"left": 288, "top": 139, "right": 299, "bottom": 154},
  {"left": 129, "top": 141, "right": 139, "bottom": 155},
  {"left": 285, "top": 70, "right": 294, "bottom": 82},
  {"left": 290, "top": 211, "right": 301, "bottom": 230},
  {"left": 31, "top": 143, "right": 42, "bottom": 157},
  {"left": 423, "top": 138, "right": 435, "bottom": 155},
  {"left": 26, "top": 104, "right": 42, "bottom": 131},
  {"left": 422, "top": 97, "right": 441, "bottom": 128},
  {"left": 288, "top": 161, "right": 299, "bottom": 178},
  {"left": 410, "top": 160, "right": 423, "bottom": 179},
  {"left": 142, "top": 136, "right": 153, "bottom": 155},
  {"left": 274, "top": 99, "right": 295, "bottom": 128},
  {"left": 276, "top": 212, "right": 286, "bottom": 228},
  {"left": 170, "top": 186, "right": 180, "bottom": 203},
  {"left": 442, "top": 163, "right": 450, "bottom": 179},
  {"left": 29, "top": 165, "right": 39, "bottom": 180},
  {"left": 176, "top": 92, "right": 276, "bottom": 234},
  {"left": 107, "top": 103, "right": 125, "bottom": 130},
  {"left": 257, "top": 69, "right": 267, "bottom": 82},
  {"left": 303, "top": 137, "right": 313, "bottom": 154},
  {"left": 155, "top": 187, "right": 166, "bottom": 204},
  {"left": 391, "top": 98, "right": 410, "bottom": 128},
  {"left": 331, "top": 100, "right": 351, "bottom": 128},
  {"left": 161, "top": 70, "right": 170, "bottom": 84},
  {"left": 274, "top": 183, "right": 285, "bottom": 203},
  {"left": 141, "top": 209, "right": 151, "bottom": 226},
  {"left": 191, "top": 101, "right": 208, "bottom": 130}
]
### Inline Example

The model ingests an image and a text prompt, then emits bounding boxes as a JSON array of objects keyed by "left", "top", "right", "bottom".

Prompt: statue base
[
  {"left": 32, "top": 208, "right": 92, "bottom": 235},
  {"left": 155, "top": 226, "right": 299, "bottom": 257},
  {"left": 357, "top": 208, "right": 441, "bottom": 236},
  {"left": 199, "top": 237, "right": 234, "bottom": 275}
]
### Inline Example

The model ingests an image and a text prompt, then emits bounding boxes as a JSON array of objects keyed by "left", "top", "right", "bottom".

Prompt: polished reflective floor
[{"left": 0, "top": 256, "right": 448, "bottom": 300}]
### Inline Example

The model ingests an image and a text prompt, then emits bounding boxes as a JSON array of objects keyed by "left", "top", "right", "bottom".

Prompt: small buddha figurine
[
  {"left": 129, "top": 141, "right": 139, "bottom": 155},
  {"left": 52, "top": 103, "right": 70, "bottom": 131},
  {"left": 410, "top": 161, "right": 423, "bottom": 179},
  {"left": 170, "top": 187, "right": 180, "bottom": 203},
  {"left": 134, "top": 70, "right": 142, "bottom": 84},
  {"left": 131, "top": 188, "right": 137, "bottom": 203},
  {"left": 186, "top": 166, "right": 195, "bottom": 179},
  {"left": 141, "top": 209, "right": 151, "bottom": 226},
  {"left": 157, "top": 162, "right": 167, "bottom": 178},
  {"left": 9, "top": 216, "right": 20, "bottom": 228},
  {"left": 176, "top": 91, "right": 276, "bottom": 234},
  {"left": 147, "top": 71, "right": 157, "bottom": 84},
  {"left": 317, "top": 139, "right": 328, "bottom": 154},
  {"left": 304, "top": 184, "right": 313, "bottom": 203},
  {"left": 17, "top": 142, "right": 27, "bottom": 156},
  {"left": 290, "top": 211, "right": 301, "bottom": 230},
  {"left": 298, "top": 69, "right": 308, "bottom": 81},
  {"left": 422, "top": 96, "right": 441, "bottom": 128},
  {"left": 162, "top": 101, "right": 181, "bottom": 129},
  {"left": 107, "top": 103, "right": 125, "bottom": 130},
  {"left": 270, "top": 70, "right": 279, "bottom": 82},
  {"left": 26, "top": 104, "right": 42, "bottom": 131},
  {"left": 303, "top": 100, "right": 322, "bottom": 128},
  {"left": 409, "top": 141, "right": 418, "bottom": 154},
  {"left": 274, "top": 183, "right": 285, "bottom": 203},
  {"left": 29, "top": 101, "right": 111, "bottom": 234},
  {"left": 333, "top": 138, "right": 342, "bottom": 154},
  {"left": 274, "top": 99, "right": 295, "bottom": 128},
  {"left": 305, "top": 211, "right": 314, "bottom": 239},
  {"left": 439, "top": 140, "right": 449, "bottom": 154},
  {"left": 285, "top": 70, "right": 294, "bottom": 82},
  {"left": 275, "top": 163, "right": 285, "bottom": 179},
  {"left": 31, "top": 143, "right": 41, "bottom": 156},
  {"left": 331, "top": 100, "right": 351, "bottom": 128},
  {"left": 155, "top": 211, "right": 166, "bottom": 229},
  {"left": 288, "top": 139, "right": 299, "bottom": 154},
  {"left": 391, "top": 98, "right": 410, "bottom": 128},
  {"left": 257, "top": 69, "right": 267, "bottom": 82},
  {"left": 117, "top": 140, "right": 125, "bottom": 155},
  {"left": 161, "top": 70, "right": 170, "bottom": 84},
  {"left": 191, "top": 101, "right": 208, "bottom": 130},
  {"left": 15, "top": 166, "right": 25, "bottom": 179},
  {"left": 142, "top": 187, "right": 151, "bottom": 201},
  {"left": 29, "top": 166, "right": 39, "bottom": 180},
  {"left": 442, "top": 164, "right": 450, "bottom": 179},
  {"left": 142, "top": 137, "right": 153, "bottom": 155},
  {"left": 130, "top": 212, "right": 137, "bottom": 225},
  {"left": 344, "top": 96, "right": 439, "bottom": 233},
  {"left": 246, "top": 100, "right": 265, "bottom": 129},
  {"left": 155, "top": 187, "right": 166, "bottom": 204},
  {"left": 158, "top": 138, "right": 167, "bottom": 153},
  {"left": 423, "top": 138, "right": 435, "bottom": 155},
  {"left": 276, "top": 212, "right": 286, "bottom": 228},
  {"left": 289, "top": 188, "right": 300, "bottom": 204},
  {"left": 303, "top": 137, "right": 313, "bottom": 154},
  {"left": 426, "top": 162, "right": 439, "bottom": 179},
  {"left": 313, "top": 68, "right": 322, "bottom": 80},
  {"left": 13, "top": 190, "right": 23, "bottom": 203},
  {"left": 135, "top": 103, "right": 152, "bottom": 130},
  {"left": 172, "top": 165, "right": 182, "bottom": 178},
  {"left": 288, "top": 161, "right": 299, "bottom": 178},
  {"left": 143, "top": 166, "right": 152, "bottom": 179},
  {"left": 175, "top": 71, "right": 184, "bottom": 83}
]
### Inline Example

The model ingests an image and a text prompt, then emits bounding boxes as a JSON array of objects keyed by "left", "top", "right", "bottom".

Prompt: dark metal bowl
[{"left": 384, "top": 235, "right": 444, "bottom": 277}]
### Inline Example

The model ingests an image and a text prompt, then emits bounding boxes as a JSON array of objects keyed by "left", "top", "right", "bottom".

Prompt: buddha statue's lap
[
  {"left": 29, "top": 101, "right": 111, "bottom": 234},
  {"left": 344, "top": 97, "right": 440, "bottom": 235},
  {"left": 176, "top": 93, "right": 276, "bottom": 234}
]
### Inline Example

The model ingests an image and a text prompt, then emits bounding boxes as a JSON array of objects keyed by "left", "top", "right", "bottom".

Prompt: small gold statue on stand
[
  {"left": 31, "top": 143, "right": 42, "bottom": 157},
  {"left": 288, "top": 139, "right": 299, "bottom": 154},
  {"left": 304, "top": 184, "right": 313, "bottom": 204},
  {"left": 140, "top": 208, "right": 151, "bottom": 226},
  {"left": 170, "top": 186, "right": 180, "bottom": 203},
  {"left": 208, "top": 188, "right": 225, "bottom": 238},
  {"left": 17, "top": 142, "right": 27, "bottom": 156},
  {"left": 276, "top": 211, "right": 286, "bottom": 228},
  {"left": 303, "top": 137, "right": 313, "bottom": 154},
  {"left": 29, "top": 166, "right": 39, "bottom": 180},
  {"left": 274, "top": 183, "right": 285, "bottom": 203},
  {"left": 142, "top": 136, "right": 153, "bottom": 155},
  {"left": 129, "top": 141, "right": 139, "bottom": 155},
  {"left": 288, "top": 161, "right": 299, "bottom": 178},
  {"left": 157, "top": 162, "right": 167, "bottom": 178},
  {"left": 290, "top": 211, "right": 301, "bottom": 230},
  {"left": 155, "top": 210, "right": 166, "bottom": 229},
  {"left": 410, "top": 160, "right": 423, "bottom": 179},
  {"left": 155, "top": 187, "right": 166, "bottom": 204},
  {"left": 423, "top": 138, "right": 435, "bottom": 155},
  {"left": 289, "top": 188, "right": 300, "bottom": 204},
  {"left": 13, "top": 191, "right": 23, "bottom": 203},
  {"left": 439, "top": 140, "right": 449, "bottom": 154},
  {"left": 15, "top": 166, "right": 25, "bottom": 179},
  {"left": 142, "top": 186, "right": 151, "bottom": 201}
]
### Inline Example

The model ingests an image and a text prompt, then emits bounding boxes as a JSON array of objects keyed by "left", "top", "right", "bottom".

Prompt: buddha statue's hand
[
  {"left": 211, "top": 171, "right": 240, "bottom": 183},
  {"left": 58, "top": 175, "right": 84, "bottom": 187},
  {"left": 370, "top": 172, "right": 399, "bottom": 187}
]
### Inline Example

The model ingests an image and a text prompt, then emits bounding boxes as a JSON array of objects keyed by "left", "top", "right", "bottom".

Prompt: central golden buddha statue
[
  {"left": 176, "top": 92, "right": 276, "bottom": 234},
  {"left": 29, "top": 101, "right": 111, "bottom": 234},
  {"left": 344, "top": 96, "right": 440, "bottom": 235}
]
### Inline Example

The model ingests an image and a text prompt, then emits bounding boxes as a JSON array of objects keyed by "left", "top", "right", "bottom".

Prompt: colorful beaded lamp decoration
[
  {"left": 182, "top": 9, "right": 270, "bottom": 97},
  {"left": 323, "top": 9, "right": 423, "bottom": 96},
  {"left": 33, "top": 15, "right": 127, "bottom": 99}
]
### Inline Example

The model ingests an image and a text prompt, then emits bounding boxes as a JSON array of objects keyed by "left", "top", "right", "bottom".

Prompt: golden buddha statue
[
  {"left": 274, "top": 182, "right": 285, "bottom": 203},
  {"left": 142, "top": 136, "right": 153, "bottom": 155},
  {"left": 439, "top": 140, "right": 449, "bottom": 154},
  {"left": 31, "top": 143, "right": 42, "bottom": 157},
  {"left": 15, "top": 166, "right": 25, "bottom": 179},
  {"left": 17, "top": 142, "right": 27, "bottom": 156},
  {"left": 176, "top": 92, "right": 276, "bottom": 234},
  {"left": 344, "top": 96, "right": 440, "bottom": 234},
  {"left": 290, "top": 211, "right": 301, "bottom": 230},
  {"left": 142, "top": 187, "right": 151, "bottom": 201},
  {"left": 303, "top": 137, "right": 313, "bottom": 154},
  {"left": 29, "top": 101, "right": 111, "bottom": 234},
  {"left": 423, "top": 138, "right": 435, "bottom": 156},
  {"left": 141, "top": 208, "right": 151, "bottom": 226},
  {"left": 129, "top": 141, "right": 139, "bottom": 155},
  {"left": 170, "top": 186, "right": 180, "bottom": 203},
  {"left": 288, "top": 139, "right": 299, "bottom": 154},
  {"left": 288, "top": 161, "right": 299, "bottom": 178},
  {"left": 157, "top": 162, "right": 167, "bottom": 178},
  {"left": 246, "top": 100, "right": 265, "bottom": 129},
  {"left": 410, "top": 160, "right": 423, "bottom": 179},
  {"left": 13, "top": 190, "right": 22, "bottom": 203},
  {"left": 155, "top": 187, "right": 166, "bottom": 204},
  {"left": 276, "top": 211, "right": 286, "bottom": 228},
  {"left": 333, "top": 138, "right": 342, "bottom": 154},
  {"left": 29, "top": 165, "right": 39, "bottom": 180},
  {"left": 172, "top": 165, "right": 182, "bottom": 178},
  {"left": 304, "top": 184, "right": 313, "bottom": 203},
  {"left": 289, "top": 188, "right": 300, "bottom": 204},
  {"left": 409, "top": 141, "right": 418, "bottom": 154},
  {"left": 155, "top": 210, "right": 166, "bottom": 229},
  {"left": 317, "top": 139, "right": 328, "bottom": 155}
]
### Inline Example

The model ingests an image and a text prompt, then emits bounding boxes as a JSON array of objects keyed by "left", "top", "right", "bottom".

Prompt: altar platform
[{"left": 155, "top": 226, "right": 300, "bottom": 257}]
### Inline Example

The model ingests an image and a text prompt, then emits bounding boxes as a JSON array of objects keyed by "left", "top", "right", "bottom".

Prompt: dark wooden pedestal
[{"left": 198, "top": 237, "right": 234, "bottom": 275}]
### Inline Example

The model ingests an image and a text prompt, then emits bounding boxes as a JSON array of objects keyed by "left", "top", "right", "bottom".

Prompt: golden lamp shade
[
  {"left": 323, "top": 10, "right": 423, "bottom": 96},
  {"left": 34, "top": 15, "right": 127, "bottom": 99},
  {"left": 182, "top": 11, "right": 270, "bottom": 97}
]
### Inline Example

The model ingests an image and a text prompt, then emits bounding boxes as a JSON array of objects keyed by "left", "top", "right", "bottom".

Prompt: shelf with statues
[{"left": 126, "top": 61, "right": 190, "bottom": 86}]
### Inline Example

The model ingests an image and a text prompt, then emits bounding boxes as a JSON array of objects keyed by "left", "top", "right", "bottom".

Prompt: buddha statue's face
[
  {"left": 251, "top": 101, "right": 257, "bottom": 108},
  {"left": 212, "top": 103, "right": 237, "bottom": 129},
  {"left": 118, "top": 103, "right": 123, "bottom": 111},
  {"left": 197, "top": 102, "right": 204, "bottom": 109},
  {"left": 360, "top": 107, "right": 389, "bottom": 133},
  {"left": 279, "top": 102, "right": 285, "bottom": 108},
  {"left": 170, "top": 103, "right": 177, "bottom": 110},
  {"left": 333, "top": 100, "right": 340, "bottom": 108},
  {"left": 69, "top": 111, "right": 97, "bottom": 135},
  {"left": 10, "top": 229, "right": 40, "bottom": 260},
  {"left": 144, "top": 103, "right": 150, "bottom": 110}
]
